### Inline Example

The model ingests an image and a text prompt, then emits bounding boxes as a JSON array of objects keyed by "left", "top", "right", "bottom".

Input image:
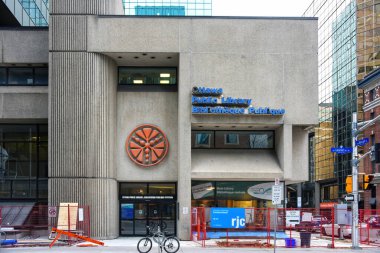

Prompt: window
[
  {"left": 0, "top": 68, "right": 5, "bottom": 85},
  {"left": 34, "top": 68, "right": 48, "bottom": 85},
  {"left": 249, "top": 132, "right": 273, "bottom": 148},
  {"left": 119, "top": 182, "right": 176, "bottom": 199},
  {"left": 0, "top": 67, "right": 48, "bottom": 86},
  {"left": 224, "top": 133, "right": 239, "bottom": 145},
  {"left": 8, "top": 68, "right": 33, "bottom": 85},
  {"left": 192, "top": 131, "right": 274, "bottom": 149},
  {"left": 118, "top": 67, "right": 177, "bottom": 91},
  {"left": 0, "top": 124, "right": 48, "bottom": 200},
  {"left": 195, "top": 133, "right": 211, "bottom": 147}
]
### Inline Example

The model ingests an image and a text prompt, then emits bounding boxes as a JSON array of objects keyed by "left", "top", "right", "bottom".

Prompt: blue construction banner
[{"left": 210, "top": 208, "right": 246, "bottom": 229}]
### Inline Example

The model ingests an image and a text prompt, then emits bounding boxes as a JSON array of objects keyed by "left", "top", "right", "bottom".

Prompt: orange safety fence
[{"left": 191, "top": 207, "right": 206, "bottom": 247}]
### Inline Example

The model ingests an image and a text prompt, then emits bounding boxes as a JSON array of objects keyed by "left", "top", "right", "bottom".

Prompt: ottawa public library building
[{"left": 0, "top": 0, "right": 318, "bottom": 239}]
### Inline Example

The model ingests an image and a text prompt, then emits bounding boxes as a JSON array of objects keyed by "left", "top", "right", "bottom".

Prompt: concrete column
[
  {"left": 276, "top": 124, "right": 293, "bottom": 179},
  {"left": 49, "top": 0, "right": 122, "bottom": 239},
  {"left": 177, "top": 53, "right": 192, "bottom": 240},
  {"left": 314, "top": 182, "right": 320, "bottom": 209}
]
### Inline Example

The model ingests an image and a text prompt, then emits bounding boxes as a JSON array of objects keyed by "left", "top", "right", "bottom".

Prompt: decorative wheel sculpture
[{"left": 126, "top": 125, "right": 169, "bottom": 167}]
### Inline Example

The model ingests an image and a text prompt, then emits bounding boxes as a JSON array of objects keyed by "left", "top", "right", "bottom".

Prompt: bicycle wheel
[
  {"left": 163, "top": 237, "right": 180, "bottom": 253},
  {"left": 137, "top": 237, "right": 153, "bottom": 253}
]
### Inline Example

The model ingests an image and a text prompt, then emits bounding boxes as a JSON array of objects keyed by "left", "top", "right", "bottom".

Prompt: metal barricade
[
  {"left": 189, "top": 206, "right": 380, "bottom": 249},
  {"left": 0, "top": 204, "right": 90, "bottom": 242}
]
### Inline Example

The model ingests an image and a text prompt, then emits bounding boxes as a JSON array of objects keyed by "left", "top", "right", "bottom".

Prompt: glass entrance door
[{"left": 120, "top": 202, "right": 176, "bottom": 236}]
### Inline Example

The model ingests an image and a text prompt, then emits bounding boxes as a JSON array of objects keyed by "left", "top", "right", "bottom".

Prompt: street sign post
[
  {"left": 331, "top": 146, "right": 353, "bottom": 154},
  {"left": 272, "top": 184, "right": 282, "bottom": 253},
  {"left": 345, "top": 194, "right": 354, "bottom": 202},
  {"left": 349, "top": 112, "right": 380, "bottom": 249},
  {"left": 272, "top": 185, "right": 282, "bottom": 205},
  {"left": 355, "top": 138, "right": 369, "bottom": 147}
]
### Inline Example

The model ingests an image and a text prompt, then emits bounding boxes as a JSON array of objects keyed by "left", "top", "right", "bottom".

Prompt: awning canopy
[{"left": 191, "top": 149, "right": 282, "bottom": 180}]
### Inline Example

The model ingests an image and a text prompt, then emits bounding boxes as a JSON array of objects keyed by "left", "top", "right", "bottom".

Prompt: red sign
[
  {"left": 320, "top": 202, "right": 336, "bottom": 209},
  {"left": 126, "top": 124, "right": 169, "bottom": 167}
]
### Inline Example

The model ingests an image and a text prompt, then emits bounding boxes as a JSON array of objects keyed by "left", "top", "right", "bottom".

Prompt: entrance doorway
[
  {"left": 120, "top": 201, "right": 176, "bottom": 236},
  {"left": 119, "top": 182, "right": 177, "bottom": 236}
]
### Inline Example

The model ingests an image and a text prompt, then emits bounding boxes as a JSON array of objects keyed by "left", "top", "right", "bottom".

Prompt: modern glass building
[
  {"left": 1, "top": 0, "right": 48, "bottom": 26},
  {"left": 303, "top": 0, "right": 357, "bottom": 205},
  {"left": 122, "top": 0, "right": 212, "bottom": 16},
  {"left": 304, "top": 0, "right": 380, "bottom": 207}
]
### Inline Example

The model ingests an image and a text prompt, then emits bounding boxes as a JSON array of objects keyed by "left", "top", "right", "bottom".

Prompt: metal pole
[
  {"left": 352, "top": 112, "right": 361, "bottom": 249},
  {"left": 274, "top": 206, "right": 277, "bottom": 253}
]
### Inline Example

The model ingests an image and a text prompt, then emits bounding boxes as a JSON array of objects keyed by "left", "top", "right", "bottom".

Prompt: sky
[{"left": 212, "top": 0, "right": 313, "bottom": 17}]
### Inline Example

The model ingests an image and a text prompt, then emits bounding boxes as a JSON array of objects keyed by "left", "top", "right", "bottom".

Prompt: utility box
[{"left": 334, "top": 204, "right": 348, "bottom": 225}]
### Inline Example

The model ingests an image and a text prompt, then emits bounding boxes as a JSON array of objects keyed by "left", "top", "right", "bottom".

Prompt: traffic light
[
  {"left": 346, "top": 175, "right": 352, "bottom": 194},
  {"left": 370, "top": 143, "right": 380, "bottom": 163},
  {"left": 364, "top": 174, "right": 374, "bottom": 190}
]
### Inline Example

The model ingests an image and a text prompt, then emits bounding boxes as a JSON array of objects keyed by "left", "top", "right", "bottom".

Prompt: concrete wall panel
[
  {"left": 292, "top": 126, "right": 309, "bottom": 181},
  {"left": 283, "top": 53, "right": 318, "bottom": 125},
  {"left": 88, "top": 17, "right": 180, "bottom": 53},
  {"left": 117, "top": 92, "right": 178, "bottom": 181},
  {"left": 0, "top": 30, "right": 48, "bottom": 63},
  {"left": 1, "top": 93, "right": 48, "bottom": 119}
]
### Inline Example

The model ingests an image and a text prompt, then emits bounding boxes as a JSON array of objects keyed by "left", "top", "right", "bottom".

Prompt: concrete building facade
[{"left": 0, "top": 0, "right": 318, "bottom": 239}]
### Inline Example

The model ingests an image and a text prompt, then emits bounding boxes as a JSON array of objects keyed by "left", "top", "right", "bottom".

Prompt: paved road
[
  {"left": 2, "top": 246, "right": 380, "bottom": 253},
  {"left": 1, "top": 237, "right": 379, "bottom": 253}
]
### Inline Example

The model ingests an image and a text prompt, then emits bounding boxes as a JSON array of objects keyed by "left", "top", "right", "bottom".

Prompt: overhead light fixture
[
  {"left": 160, "top": 80, "right": 170, "bottom": 84},
  {"left": 160, "top": 73, "right": 170, "bottom": 78},
  {"left": 133, "top": 80, "right": 143, "bottom": 84}
]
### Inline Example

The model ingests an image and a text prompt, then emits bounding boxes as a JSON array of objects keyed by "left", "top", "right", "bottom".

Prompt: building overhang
[{"left": 191, "top": 149, "right": 282, "bottom": 180}]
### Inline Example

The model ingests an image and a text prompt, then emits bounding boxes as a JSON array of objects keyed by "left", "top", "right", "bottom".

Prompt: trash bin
[
  {"left": 300, "top": 232, "right": 311, "bottom": 248},
  {"left": 1, "top": 239, "right": 17, "bottom": 246},
  {"left": 284, "top": 238, "right": 296, "bottom": 248}
]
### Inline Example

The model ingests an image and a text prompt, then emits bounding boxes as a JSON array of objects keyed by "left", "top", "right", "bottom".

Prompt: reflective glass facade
[
  {"left": 305, "top": 0, "right": 380, "bottom": 203},
  {"left": 123, "top": 0, "right": 212, "bottom": 16},
  {"left": 2, "top": 0, "right": 49, "bottom": 26},
  {"left": 304, "top": 0, "right": 357, "bottom": 200},
  {"left": 0, "top": 124, "right": 48, "bottom": 201}
]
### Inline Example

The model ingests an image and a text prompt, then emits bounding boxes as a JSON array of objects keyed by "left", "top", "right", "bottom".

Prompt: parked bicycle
[{"left": 137, "top": 224, "right": 180, "bottom": 253}]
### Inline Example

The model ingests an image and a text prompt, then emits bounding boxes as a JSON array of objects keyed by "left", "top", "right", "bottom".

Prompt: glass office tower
[
  {"left": 304, "top": 0, "right": 357, "bottom": 204},
  {"left": 123, "top": 0, "right": 212, "bottom": 16},
  {"left": 304, "top": 0, "right": 380, "bottom": 206},
  {"left": 1, "top": 0, "right": 48, "bottom": 26}
]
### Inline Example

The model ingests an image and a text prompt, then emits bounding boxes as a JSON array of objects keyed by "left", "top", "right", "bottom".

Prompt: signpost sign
[
  {"left": 355, "top": 138, "right": 369, "bottom": 147},
  {"left": 345, "top": 194, "right": 354, "bottom": 202},
  {"left": 210, "top": 208, "right": 245, "bottom": 229},
  {"left": 272, "top": 184, "right": 283, "bottom": 253},
  {"left": 331, "top": 146, "right": 353, "bottom": 154},
  {"left": 272, "top": 185, "right": 282, "bottom": 205}
]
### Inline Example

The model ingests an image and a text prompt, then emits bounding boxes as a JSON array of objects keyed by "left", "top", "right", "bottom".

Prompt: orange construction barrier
[{"left": 49, "top": 227, "right": 104, "bottom": 248}]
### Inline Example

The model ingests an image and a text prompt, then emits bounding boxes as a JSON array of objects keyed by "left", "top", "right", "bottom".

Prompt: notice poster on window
[
  {"left": 192, "top": 182, "right": 214, "bottom": 199},
  {"left": 247, "top": 182, "right": 284, "bottom": 201}
]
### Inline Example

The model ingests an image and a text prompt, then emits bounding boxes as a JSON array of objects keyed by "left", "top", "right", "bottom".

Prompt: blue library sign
[{"left": 210, "top": 208, "right": 246, "bottom": 229}]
